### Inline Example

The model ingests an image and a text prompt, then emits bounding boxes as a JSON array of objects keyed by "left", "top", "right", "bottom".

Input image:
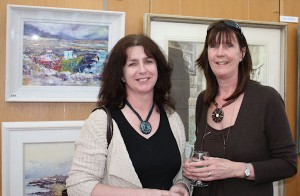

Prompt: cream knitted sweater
[{"left": 66, "top": 109, "right": 188, "bottom": 196}]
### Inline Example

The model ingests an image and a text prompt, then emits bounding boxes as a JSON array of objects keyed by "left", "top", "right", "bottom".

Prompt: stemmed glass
[{"left": 190, "top": 150, "right": 209, "bottom": 187}]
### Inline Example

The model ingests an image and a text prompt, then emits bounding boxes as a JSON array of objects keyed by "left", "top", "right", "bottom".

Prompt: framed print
[
  {"left": 1, "top": 121, "right": 83, "bottom": 196},
  {"left": 6, "top": 4, "right": 125, "bottom": 102},
  {"left": 144, "top": 14, "right": 287, "bottom": 145},
  {"left": 297, "top": 26, "right": 300, "bottom": 153}
]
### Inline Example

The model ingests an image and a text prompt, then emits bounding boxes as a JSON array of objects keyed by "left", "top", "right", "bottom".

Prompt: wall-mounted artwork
[
  {"left": 5, "top": 5, "right": 125, "bottom": 102},
  {"left": 297, "top": 26, "right": 300, "bottom": 153},
  {"left": 1, "top": 121, "right": 83, "bottom": 196},
  {"left": 144, "top": 14, "right": 287, "bottom": 145}
]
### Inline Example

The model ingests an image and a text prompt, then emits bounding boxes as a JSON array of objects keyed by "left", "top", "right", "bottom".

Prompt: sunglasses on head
[{"left": 207, "top": 20, "right": 243, "bottom": 35}]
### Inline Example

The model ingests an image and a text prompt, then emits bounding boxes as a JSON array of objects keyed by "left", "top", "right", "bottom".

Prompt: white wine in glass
[{"left": 190, "top": 150, "right": 209, "bottom": 187}]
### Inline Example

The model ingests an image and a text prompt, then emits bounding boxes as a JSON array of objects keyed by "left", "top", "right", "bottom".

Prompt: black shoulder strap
[{"left": 92, "top": 106, "right": 113, "bottom": 148}]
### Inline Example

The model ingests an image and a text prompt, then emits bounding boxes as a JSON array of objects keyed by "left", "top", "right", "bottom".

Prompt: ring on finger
[{"left": 208, "top": 171, "right": 211, "bottom": 177}]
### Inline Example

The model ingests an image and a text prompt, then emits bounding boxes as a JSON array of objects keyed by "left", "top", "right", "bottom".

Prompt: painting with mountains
[{"left": 22, "top": 21, "right": 109, "bottom": 87}]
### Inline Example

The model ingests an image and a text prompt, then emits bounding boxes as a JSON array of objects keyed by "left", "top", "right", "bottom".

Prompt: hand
[
  {"left": 183, "top": 156, "right": 242, "bottom": 181},
  {"left": 169, "top": 183, "right": 189, "bottom": 196}
]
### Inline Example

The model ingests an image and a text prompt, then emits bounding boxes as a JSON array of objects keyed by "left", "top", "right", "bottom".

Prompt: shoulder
[
  {"left": 196, "top": 90, "right": 205, "bottom": 104},
  {"left": 88, "top": 108, "right": 108, "bottom": 123},
  {"left": 247, "top": 81, "right": 283, "bottom": 101},
  {"left": 82, "top": 109, "right": 109, "bottom": 135},
  {"left": 165, "top": 110, "right": 186, "bottom": 147},
  {"left": 165, "top": 109, "right": 182, "bottom": 122},
  {"left": 165, "top": 109, "right": 184, "bottom": 130},
  {"left": 246, "top": 81, "right": 285, "bottom": 110}
]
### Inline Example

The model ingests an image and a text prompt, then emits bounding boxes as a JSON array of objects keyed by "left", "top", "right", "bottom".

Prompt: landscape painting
[
  {"left": 24, "top": 142, "right": 75, "bottom": 196},
  {"left": 23, "top": 21, "right": 109, "bottom": 87}
]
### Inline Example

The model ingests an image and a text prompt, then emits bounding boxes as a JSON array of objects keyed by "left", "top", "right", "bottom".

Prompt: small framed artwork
[
  {"left": 144, "top": 14, "right": 287, "bottom": 145},
  {"left": 297, "top": 26, "right": 300, "bottom": 153},
  {"left": 1, "top": 121, "right": 83, "bottom": 196},
  {"left": 5, "top": 4, "right": 125, "bottom": 102}
]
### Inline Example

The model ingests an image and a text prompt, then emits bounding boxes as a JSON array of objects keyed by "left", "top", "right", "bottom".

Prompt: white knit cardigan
[{"left": 66, "top": 109, "right": 188, "bottom": 196}]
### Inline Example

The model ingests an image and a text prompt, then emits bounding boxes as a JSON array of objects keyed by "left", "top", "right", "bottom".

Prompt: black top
[
  {"left": 193, "top": 81, "right": 297, "bottom": 196},
  {"left": 111, "top": 109, "right": 181, "bottom": 190},
  {"left": 201, "top": 124, "right": 230, "bottom": 158}
]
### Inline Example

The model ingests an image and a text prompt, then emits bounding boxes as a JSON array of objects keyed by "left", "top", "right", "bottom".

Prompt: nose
[
  {"left": 138, "top": 62, "right": 146, "bottom": 73},
  {"left": 216, "top": 45, "right": 224, "bottom": 56}
]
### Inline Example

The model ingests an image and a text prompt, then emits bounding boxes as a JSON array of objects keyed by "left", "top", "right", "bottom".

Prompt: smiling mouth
[
  {"left": 216, "top": 61, "right": 228, "bottom": 65},
  {"left": 137, "top": 77, "right": 149, "bottom": 82}
]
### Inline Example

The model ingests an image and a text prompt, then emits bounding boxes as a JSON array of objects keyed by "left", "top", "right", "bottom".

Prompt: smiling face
[
  {"left": 123, "top": 46, "right": 158, "bottom": 96},
  {"left": 207, "top": 33, "right": 245, "bottom": 81}
]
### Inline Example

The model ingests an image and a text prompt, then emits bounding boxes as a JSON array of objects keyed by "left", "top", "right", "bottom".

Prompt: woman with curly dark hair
[{"left": 67, "top": 34, "right": 189, "bottom": 196}]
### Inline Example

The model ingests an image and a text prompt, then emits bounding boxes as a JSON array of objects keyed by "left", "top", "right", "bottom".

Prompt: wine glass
[{"left": 190, "top": 150, "right": 209, "bottom": 187}]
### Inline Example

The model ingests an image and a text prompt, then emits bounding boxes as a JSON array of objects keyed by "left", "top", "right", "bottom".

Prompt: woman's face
[
  {"left": 207, "top": 33, "right": 244, "bottom": 80},
  {"left": 123, "top": 46, "right": 158, "bottom": 96}
]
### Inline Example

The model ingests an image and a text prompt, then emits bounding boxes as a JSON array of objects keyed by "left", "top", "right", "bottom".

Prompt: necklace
[
  {"left": 125, "top": 100, "right": 155, "bottom": 134},
  {"left": 212, "top": 99, "right": 236, "bottom": 123},
  {"left": 201, "top": 124, "right": 230, "bottom": 158}
]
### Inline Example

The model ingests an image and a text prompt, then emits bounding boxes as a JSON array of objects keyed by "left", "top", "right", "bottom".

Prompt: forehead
[
  {"left": 126, "top": 46, "right": 146, "bottom": 57},
  {"left": 208, "top": 31, "right": 238, "bottom": 44}
]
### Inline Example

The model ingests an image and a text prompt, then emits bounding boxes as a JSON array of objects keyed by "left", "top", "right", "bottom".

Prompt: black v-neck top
[{"left": 111, "top": 109, "right": 181, "bottom": 190}]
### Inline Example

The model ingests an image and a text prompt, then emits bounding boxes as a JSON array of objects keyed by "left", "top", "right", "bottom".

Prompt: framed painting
[
  {"left": 5, "top": 4, "right": 125, "bottom": 102},
  {"left": 144, "top": 14, "right": 287, "bottom": 146},
  {"left": 1, "top": 121, "right": 83, "bottom": 196},
  {"left": 297, "top": 26, "right": 300, "bottom": 153}
]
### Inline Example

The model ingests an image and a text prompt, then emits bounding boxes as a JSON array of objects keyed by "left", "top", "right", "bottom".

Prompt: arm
[
  {"left": 66, "top": 110, "right": 110, "bottom": 196},
  {"left": 91, "top": 184, "right": 182, "bottom": 196},
  {"left": 252, "top": 88, "right": 297, "bottom": 183},
  {"left": 168, "top": 111, "right": 190, "bottom": 195}
]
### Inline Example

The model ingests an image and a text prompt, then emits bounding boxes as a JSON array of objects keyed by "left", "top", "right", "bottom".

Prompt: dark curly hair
[
  {"left": 196, "top": 20, "right": 253, "bottom": 105},
  {"left": 97, "top": 34, "right": 175, "bottom": 113}
]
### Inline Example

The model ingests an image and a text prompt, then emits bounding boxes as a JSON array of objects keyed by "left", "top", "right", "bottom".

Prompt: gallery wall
[{"left": 0, "top": 0, "right": 299, "bottom": 195}]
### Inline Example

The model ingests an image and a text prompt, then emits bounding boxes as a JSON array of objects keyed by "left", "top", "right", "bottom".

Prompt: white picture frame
[
  {"left": 144, "top": 13, "right": 287, "bottom": 144},
  {"left": 6, "top": 4, "right": 125, "bottom": 102},
  {"left": 1, "top": 121, "right": 83, "bottom": 196}
]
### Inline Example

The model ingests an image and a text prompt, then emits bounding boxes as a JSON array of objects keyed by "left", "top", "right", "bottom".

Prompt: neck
[
  {"left": 126, "top": 94, "right": 154, "bottom": 110},
  {"left": 217, "top": 80, "right": 237, "bottom": 101}
]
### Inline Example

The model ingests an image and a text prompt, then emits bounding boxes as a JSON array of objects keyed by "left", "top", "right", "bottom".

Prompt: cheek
[
  {"left": 207, "top": 50, "right": 215, "bottom": 61},
  {"left": 122, "top": 68, "right": 131, "bottom": 81}
]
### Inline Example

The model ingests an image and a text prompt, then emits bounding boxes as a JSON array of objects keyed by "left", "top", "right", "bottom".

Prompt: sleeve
[
  {"left": 253, "top": 87, "right": 297, "bottom": 183},
  {"left": 169, "top": 111, "right": 191, "bottom": 193},
  {"left": 66, "top": 110, "right": 109, "bottom": 196}
]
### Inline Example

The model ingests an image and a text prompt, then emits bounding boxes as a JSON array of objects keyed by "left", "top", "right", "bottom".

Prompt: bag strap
[{"left": 92, "top": 106, "right": 113, "bottom": 148}]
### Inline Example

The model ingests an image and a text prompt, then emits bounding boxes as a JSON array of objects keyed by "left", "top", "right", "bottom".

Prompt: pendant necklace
[
  {"left": 212, "top": 98, "right": 236, "bottom": 123},
  {"left": 125, "top": 100, "right": 155, "bottom": 134}
]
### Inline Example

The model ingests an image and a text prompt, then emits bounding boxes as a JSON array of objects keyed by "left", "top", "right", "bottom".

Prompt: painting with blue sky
[
  {"left": 23, "top": 21, "right": 109, "bottom": 86},
  {"left": 24, "top": 142, "right": 75, "bottom": 196}
]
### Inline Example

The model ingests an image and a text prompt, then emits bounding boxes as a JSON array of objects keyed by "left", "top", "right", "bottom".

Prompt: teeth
[
  {"left": 217, "top": 61, "right": 227, "bottom": 65},
  {"left": 138, "top": 78, "right": 148, "bottom": 81}
]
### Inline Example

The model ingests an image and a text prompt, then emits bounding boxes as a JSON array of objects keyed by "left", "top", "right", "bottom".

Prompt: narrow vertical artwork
[{"left": 297, "top": 26, "right": 300, "bottom": 153}]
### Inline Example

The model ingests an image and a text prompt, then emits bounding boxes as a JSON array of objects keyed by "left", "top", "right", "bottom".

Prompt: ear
[{"left": 240, "top": 47, "right": 246, "bottom": 62}]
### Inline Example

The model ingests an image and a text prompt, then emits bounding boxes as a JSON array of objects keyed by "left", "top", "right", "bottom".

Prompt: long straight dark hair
[{"left": 196, "top": 20, "right": 253, "bottom": 105}]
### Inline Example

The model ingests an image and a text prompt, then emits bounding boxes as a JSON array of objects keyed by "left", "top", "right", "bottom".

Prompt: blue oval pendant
[{"left": 140, "top": 121, "right": 152, "bottom": 134}]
